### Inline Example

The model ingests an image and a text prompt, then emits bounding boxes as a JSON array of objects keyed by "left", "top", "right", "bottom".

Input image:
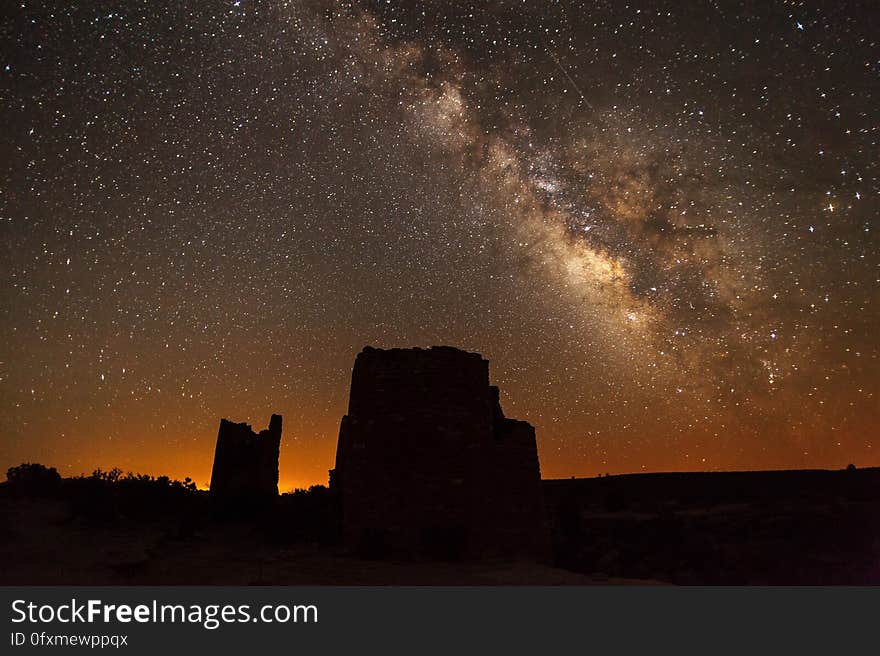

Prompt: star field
[{"left": 1, "top": 0, "right": 878, "bottom": 489}]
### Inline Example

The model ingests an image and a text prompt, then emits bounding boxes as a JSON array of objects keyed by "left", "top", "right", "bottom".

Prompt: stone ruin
[
  {"left": 209, "top": 414, "right": 282, "bottom": 502},
  {"left": 330, "top": 346, "right": 549, "bottom": 560}
]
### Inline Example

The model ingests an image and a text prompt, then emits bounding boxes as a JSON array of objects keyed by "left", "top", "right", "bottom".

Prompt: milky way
[{"left": 2, "top": 1, "right": 877, "bottom": 488}]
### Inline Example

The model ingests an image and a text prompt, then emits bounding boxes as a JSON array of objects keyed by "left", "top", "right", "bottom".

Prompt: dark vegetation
[
  {"left": 3, "top": 463, "right": 880, "bottom": 584},
  {"left": 266, "top": 486, "right": 338, "bottom": 546},
  {"left": 6, "top": 463, "right": 203, "bottom": 523},
  {"left": 2, "top": 462, "right": 335, "bottom": 543}
]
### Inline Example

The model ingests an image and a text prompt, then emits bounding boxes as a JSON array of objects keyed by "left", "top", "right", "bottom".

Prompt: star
[{"left": 0, "top": 0, "right": 875, "bottom": 485}]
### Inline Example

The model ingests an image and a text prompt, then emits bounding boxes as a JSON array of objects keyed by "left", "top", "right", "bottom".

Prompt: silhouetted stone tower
[
  {"left": 209, "top": 414, "right": 282, "bottom": 502},
  {"left": 331, "top": 346, "right": 548, "bottom": 560}
]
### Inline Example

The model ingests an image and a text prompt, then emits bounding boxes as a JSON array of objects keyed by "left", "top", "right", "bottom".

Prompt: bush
[
  {"left": 6, "top": 463, "right": 62, "bottom": 496},
  {"left": 268, "top": 486, "right": 338, "bottom": 545},
  {"left": 66, "top": 468, "right": 203, "bottom": 523}
]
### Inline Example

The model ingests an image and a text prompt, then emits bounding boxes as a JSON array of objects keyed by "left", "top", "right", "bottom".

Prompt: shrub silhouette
[
  {"left": 66, "top": 468, "right": 203, "bottom": 523},
  {"left": 6, "top": 463, "right": 62, "bottom": 496},
  {"left": 268, "top": 485, "right": 338, "bottom": 545}
]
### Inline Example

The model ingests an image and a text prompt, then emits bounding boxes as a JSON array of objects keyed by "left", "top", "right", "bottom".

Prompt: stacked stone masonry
[{"left": 331, "top": 346, "right": 549, "bottom": 560}]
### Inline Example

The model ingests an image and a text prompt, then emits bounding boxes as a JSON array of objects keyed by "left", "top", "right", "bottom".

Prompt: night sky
[{"left": 2, "top": 1, "right": 877, "bottom": 490}]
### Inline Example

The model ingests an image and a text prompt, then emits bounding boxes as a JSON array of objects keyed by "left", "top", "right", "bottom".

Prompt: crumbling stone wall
[
  {"left": 209, "top": 414, "right": 282, "bottom": 502},
  {"left": 331, "top": 346, "right": 548, "bottom": 560}
]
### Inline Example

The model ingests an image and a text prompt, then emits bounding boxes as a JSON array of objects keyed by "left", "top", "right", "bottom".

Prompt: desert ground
[{"left": 2, "top": 466, "right": 878, "bottom": 585}]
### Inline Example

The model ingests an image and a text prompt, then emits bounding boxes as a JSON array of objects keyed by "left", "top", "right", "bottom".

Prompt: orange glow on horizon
[{"left": 7, "top": 412, "right": 878, "bottom": 492}]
